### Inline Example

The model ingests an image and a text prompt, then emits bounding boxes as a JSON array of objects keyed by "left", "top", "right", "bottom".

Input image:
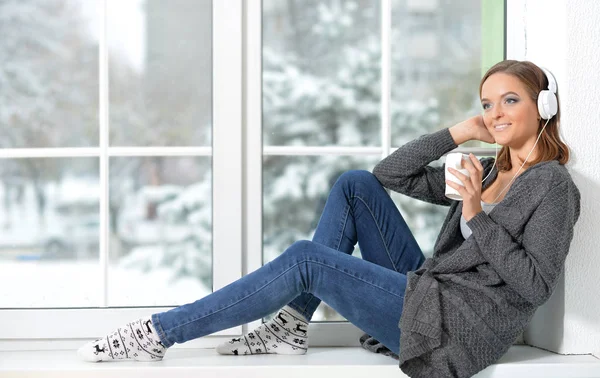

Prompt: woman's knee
[
  {"left": 283, "top": 240, "right": 334, "bottom": 270},
  {"left": 335, "top": 170, "right": 381, "bottom": 192},
  {"left": 284, "top": 240, "right": 315, "bottom": 260}
]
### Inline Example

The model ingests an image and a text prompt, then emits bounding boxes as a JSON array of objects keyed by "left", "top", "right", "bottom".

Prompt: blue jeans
[{"left": 151, "top": 170, "right": 426, "bottom": 354}]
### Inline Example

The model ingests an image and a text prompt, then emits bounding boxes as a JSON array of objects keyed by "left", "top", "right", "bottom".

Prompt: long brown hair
[{"left": 479, "top": 60, "right": 570, "bottom": 171}]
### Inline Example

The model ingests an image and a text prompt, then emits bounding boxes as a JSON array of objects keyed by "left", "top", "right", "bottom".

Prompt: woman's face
[{"left": 480, "top": 72, "right": 540, "bottom": 148}]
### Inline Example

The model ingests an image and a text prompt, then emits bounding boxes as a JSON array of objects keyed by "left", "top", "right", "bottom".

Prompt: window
[
  {"left": 0, "top": 0, "right": 243, "bottom": 349},
  {"left": 0, "top": 0, "right": 504, "bottom": 349},
  {"left": 257, "top": 0, "right": 505, "bottom": 328}
]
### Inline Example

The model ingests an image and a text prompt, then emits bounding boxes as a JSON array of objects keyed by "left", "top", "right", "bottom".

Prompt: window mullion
[
  {"left": 99, "top": 0, "right": 110, "bottom": 307},
  {"left": 212, "top": 0, "right": 243, "bottom": 336},
  {"left": 382, "top": 0, "right": 392, "bottom": 159},
  {"left": 245, "top": 0, "right": 264, "bottom": 335},
  {"left": 506, "top": 0, "right": 525, "bottom": 60}
]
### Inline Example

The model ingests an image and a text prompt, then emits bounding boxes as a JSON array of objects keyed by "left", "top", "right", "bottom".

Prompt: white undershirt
[{"left": 460, "top": 200, "right": 498, "bottom": 239}]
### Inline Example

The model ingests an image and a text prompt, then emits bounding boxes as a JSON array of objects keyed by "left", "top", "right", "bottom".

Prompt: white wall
[{"left": 507, "top": 0, "right": 600, "bottom": 358}]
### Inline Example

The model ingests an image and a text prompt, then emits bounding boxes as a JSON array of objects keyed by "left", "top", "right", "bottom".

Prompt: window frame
[
  {"left": 246, "top": 0, "right": 506, "bottom": 346},
  {"left": 0, "top": 0, "right": 506, "bottom": 351},
  {"left": 0, "top": 0, "right": 243, "bottom": 351}
]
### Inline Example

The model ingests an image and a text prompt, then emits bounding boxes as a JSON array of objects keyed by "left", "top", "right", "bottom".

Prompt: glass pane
[
  {"left": 0, "top": 158, "right": 100, "bottom": 307},
  {"left": 391, "top": 0, "right": 499, "bottom": 148},
  {"left": 108, "top": 156, "right": 212, "bottom": 306},
  {"left": 108, "top": 0, "right": 212, "bottom": 147},
  {"left": 262, "top": 0, "right": 381, "bottom": 147},
  {"left": 0, "top": 0, "right": 100, "bottom": 148},
  {"left": 262, "top": 155, "right": 379, "bottom": 321}
]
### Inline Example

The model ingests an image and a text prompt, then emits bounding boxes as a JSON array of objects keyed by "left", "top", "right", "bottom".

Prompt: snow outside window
[
  {"left": 0, "top": 0, "right": 214, "bottom": 308},
  {"left": 258, "top": 0, "right": 505, "bottom": 324},
  {"left": 0, "top": 0, "right": 244, "bottom": 350},
  {"left": 0, "top": 0, "right": 504, "bottom": 348}
]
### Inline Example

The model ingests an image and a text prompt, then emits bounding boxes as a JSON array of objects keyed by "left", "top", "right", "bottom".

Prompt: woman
[{"left": 78, "top": 60, "right": 580, "bottom": 378}]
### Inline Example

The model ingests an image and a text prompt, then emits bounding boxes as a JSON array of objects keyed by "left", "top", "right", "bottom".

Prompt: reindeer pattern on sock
[
  {"left": 219, "top": 308, "right": 308, "bottom": 355},
  {"left": 79, "top": 317, "right": 167, "bottom": 361},
  {"left": 276, "top": 312, "right": 289, "bottom": 326},
  {"left": 144, "top": 320, "right": 154, "bottom": 335},
  {"left": 121, "top": 319, "right": 165, "bottom": 359},
  {"left": 293, "top": 323, "right": 307, "bottom": 336},
  {"left": 93, "top": 344, "right": 106, "bottom": 355}
]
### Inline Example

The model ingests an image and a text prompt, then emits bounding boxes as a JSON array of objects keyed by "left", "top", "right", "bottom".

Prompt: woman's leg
[
  {"left": 218, "top": 169, "right": 425, "bottom": 355},
  {"left": 78, "top": 169, "right": 422, "bottom": 362},
  {"left": 286, "top": 169, "right": 426, "bottom": 320},
  {"left": 152, "top": 239, "right": 409, "bottom": 355}
]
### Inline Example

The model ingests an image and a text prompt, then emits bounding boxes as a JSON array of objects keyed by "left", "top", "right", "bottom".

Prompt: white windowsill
[{"left": 1, "top": 346, "right": 600, "bottom": 378}]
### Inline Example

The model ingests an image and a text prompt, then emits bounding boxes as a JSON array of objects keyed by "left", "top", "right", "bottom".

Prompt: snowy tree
[
  {"left": 0, "top": 0, "right": 485, "bottom": 316},
  {"left": 0, "top": 0, "right": 99, "bottom": 148},
  {"left": 260, "top": 0, "right": 456, "bottom": 320},
  {"left": 118, "top": 170, "right": 212, "bottom": 288},
  {"left": 0, "top": 0, "right": 101, "bottom": 224},
  {"left": 262, "top": 1, "right": 446, "bottom": 267}
]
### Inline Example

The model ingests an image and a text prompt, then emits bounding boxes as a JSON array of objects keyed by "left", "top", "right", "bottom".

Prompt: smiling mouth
[{"left": 494, "top": 123, "right": 511, "bottom": 131}]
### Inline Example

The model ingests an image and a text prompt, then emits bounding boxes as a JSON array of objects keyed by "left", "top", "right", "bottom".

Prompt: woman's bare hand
[
  {"left": 445, "top": 153, "right": 484, "bottom": 221},
  {"left": 451, "top": 115, "right": 496, "bottom": 144}
]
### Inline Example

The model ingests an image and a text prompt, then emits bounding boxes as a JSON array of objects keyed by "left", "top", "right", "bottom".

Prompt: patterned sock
[
  {"left": 77, "top": 315, "right": 167, "bottom": 362},
  {"left": 216, "top": 305, "right": 309, "bottom": 355}
]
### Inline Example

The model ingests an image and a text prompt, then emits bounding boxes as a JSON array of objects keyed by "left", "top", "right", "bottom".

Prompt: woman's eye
[
  {"left": 482, "top": 103, "right": 491, "bottom": 110},
  {"left": 506, "top": 98, "right": 518, "bottom": 104}
]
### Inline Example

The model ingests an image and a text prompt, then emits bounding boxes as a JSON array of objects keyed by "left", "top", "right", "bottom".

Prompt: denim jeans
[{"left": 151, "top": 170, "right": 426, "bottom": 354}]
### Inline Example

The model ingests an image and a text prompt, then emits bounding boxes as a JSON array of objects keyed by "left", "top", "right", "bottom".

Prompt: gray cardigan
[{"left": 358, "top": 128, "right": 581, "bottom": 378}]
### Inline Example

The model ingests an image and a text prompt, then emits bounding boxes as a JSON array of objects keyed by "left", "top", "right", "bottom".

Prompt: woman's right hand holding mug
[{"left": 446, "top": 115, "right": 495, "bottom": 200}]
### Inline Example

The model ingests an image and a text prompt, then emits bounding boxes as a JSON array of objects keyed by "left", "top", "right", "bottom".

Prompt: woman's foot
[
  {"left": 216, "top": 305, "right": 309, "bottom": 355},
  {"left": 77, "top": 316, "right": 167, "bottom": 362}
]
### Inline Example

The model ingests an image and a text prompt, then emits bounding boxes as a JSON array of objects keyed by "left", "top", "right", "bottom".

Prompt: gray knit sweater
[{"left": 359, "top": 128, "right": 581, "bottom": 378}]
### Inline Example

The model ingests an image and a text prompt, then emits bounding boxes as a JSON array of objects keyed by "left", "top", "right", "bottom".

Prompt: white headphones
[
  {"left": 480, "top": 65, "right": 558, "bottom": 203},
  {"left": 537, "top": 67, "right": 558, "bottom": 120}
]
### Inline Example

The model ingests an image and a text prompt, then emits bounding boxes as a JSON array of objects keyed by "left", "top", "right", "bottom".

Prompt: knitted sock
[
  {"left": 216, "top": 305, "right": 309, "bottom": 355},
  {"left": 77, "top": 315, "right": 167, "bottom": 362}
]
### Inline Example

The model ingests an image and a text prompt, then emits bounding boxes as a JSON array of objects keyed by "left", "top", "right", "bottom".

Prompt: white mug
[{"left": 445, "top": 153, "right": 471, "bottom": 200}]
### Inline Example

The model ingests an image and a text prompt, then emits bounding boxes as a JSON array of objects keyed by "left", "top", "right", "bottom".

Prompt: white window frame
[
  {"left": 0, "top": 0, "right": 507, "bottom": 351},
  {"left": 506, "top": 0, "right": 526, "bottom": 60},
  {"left": 0, "top": 0, "right": 243, "bottom": 351},
  {"left": 245, "top": 0, "right": 505, "bottom": 347},
  {"left": 244, "top": 0, "right": 395, "bottom": 347}
]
